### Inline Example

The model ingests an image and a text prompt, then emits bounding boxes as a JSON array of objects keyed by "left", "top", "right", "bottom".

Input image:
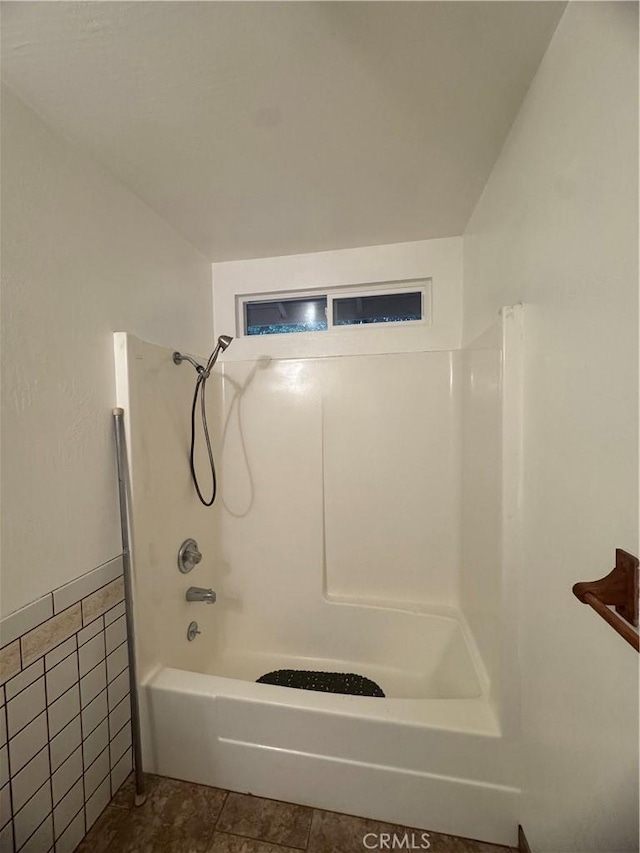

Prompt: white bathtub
[
  {"left": 117, "top": 313, "right": 524, "bottom": 847},
  {"left": 141, "top": 603, "right": 520, "bottom": 846}
]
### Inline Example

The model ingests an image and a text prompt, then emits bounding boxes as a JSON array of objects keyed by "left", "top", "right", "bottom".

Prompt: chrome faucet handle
[{"left": 178, "top": 539, "right": 202, "bottom": 573}]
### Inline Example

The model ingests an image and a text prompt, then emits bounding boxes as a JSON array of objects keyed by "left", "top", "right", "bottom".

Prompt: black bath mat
[{"left": 256, "top": 669, "right": 384, "bottom": 697}]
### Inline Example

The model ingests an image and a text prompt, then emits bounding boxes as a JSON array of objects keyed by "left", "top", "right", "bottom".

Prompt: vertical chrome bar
[{"left": 112, "top": 407, "right": 147, "bottom": 806}]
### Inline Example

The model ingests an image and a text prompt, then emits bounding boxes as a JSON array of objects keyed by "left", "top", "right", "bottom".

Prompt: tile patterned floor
[{"left": 75, "top": 773, "right": 517, "bottom": 853}]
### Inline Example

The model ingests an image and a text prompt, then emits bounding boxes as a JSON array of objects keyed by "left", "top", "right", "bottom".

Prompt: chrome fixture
[
  {"left": 187, "top": 621, "right": 201, "bottom": 642},
  {"left": 178, "top": 539, "right": 202, "bottom": 574},
  {"left": 173, "top": 335, "right": 234, "bottom": 507},
  {"left": 173, "top": 335, "right": 233, "bottom": 380},
  {"left": 186, "top": 586, "right": 217, "bottom": 604}
]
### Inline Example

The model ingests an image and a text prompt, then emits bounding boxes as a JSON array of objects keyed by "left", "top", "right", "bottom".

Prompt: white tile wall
[
  {"left": 8, "top": 713, "right": 48, "bottom": 774},
  {"left": 0, "top": 783, "right": 11, "bottom": 827},
  {"left": 46, "top": 655, "right": 79, "bottom": 704},
  {"left": 76, "top": 618, "right": 104, "bottom": 649},
  {"left": 48, "top": 686, "right": 81, "bottom": 739},
  {"left": 0, "top": 820, "right": 13, "bottom": 853},
  {"left": 52, "top": 747, "right": 82, "bottom": 805},
  {"left": 7, "top": 679, "right": 46, "bottom": 738},
  {"left": 83, "top": 720, "right": 109, "bottom": 770},
  {"left": 79, "top": 633, "right": 106, "bottom": 678},
  {"left": 85, "top": 776, "right": 110, "bottom": 831},
  {"left": 11, "top": 747, "right": 49, "bottom": 812},
  {"left": 19, "top": 814, "right": 53, "bottom": 853},
  {"left": 104, "top": 602, "right": 125, "bottom": 627},
  {"left": 0, "top": 747, "right": 8, "bottom": 789},
  {"left": 0, "top": 561, "right": 132, "bottom": 852},
  {"left": 6, "top": 660, "right": 44, "bottom": 701},
  {"left": 105, "top": 616, "right": 127, "bottom": 655},
  {"left": 84, "top": 748, "right": 109, "bottom": 800},
  {"left": 50, "top": 718, "right": 82, "bottom": 773},
  {"left": 55, "top": 809, "right": 85, "bottom": 853},
  {"left": 106, "top": 643, "right": 128, "bottom": 684},
  {"left": 45, "top": 638, "right": 77, "bottom": 672},
  {"left": 81, "top": 691, "right": 108, "bottom": 738},
  {"left": 80, "top": 662, "right": 106, "bottom": 708},
  {"left": 13, "top": 780, "right": 51, "bottom": 849},
  {"left": 53, "top": 778, "right": 83, "bottom": 840},
  {"left": 108, "top": 694, "right": 130, "bottom": 739},
  {"left": 107, "top": 670, "right": 129, "bottom": 712}
]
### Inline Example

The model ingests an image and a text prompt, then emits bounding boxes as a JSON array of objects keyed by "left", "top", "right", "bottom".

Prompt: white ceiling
[{"left": 1, "top": 2, "right": 564, "bottom": 261}]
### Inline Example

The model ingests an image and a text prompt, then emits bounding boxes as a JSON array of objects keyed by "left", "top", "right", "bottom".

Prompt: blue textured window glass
[
  {"left": 246, "top": 296, "right": 328, "bottom": 336},
  {"left": 333, "top": 292, "right": 422, "bottom": 326}
]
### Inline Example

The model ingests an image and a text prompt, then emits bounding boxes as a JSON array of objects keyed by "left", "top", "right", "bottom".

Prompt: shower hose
[{"left": 190, "top": 370, "right": 217, "bottom": 506}]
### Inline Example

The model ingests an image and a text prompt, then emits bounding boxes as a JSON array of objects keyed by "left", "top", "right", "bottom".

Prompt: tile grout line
[
  {"left": 2, "top": 690, "right": 16, "bottom": 853},
  {"left": 75, "top": 629, "right": 88, "bottom": 845},
  {"left": 42, "top": 651, "right": 55, "bottom": 851}
]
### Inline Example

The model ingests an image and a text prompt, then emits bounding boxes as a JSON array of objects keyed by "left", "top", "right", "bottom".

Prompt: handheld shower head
[
  {"left": 203, "top": 333, "right": 234, "bottom": 376},
  {"left": 172, "top": 331, "right": 234, "bottom": 507}
]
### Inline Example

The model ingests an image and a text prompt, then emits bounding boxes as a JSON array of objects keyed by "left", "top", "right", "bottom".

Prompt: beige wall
[
  {"left": 463, "top": 3, "right": 638, "bottom": 851},
  {"left": 1, "top": 87, "right": 213, "bottom": 616}
]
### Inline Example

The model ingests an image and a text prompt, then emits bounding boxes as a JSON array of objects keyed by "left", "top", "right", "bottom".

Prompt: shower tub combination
[{"left": 113, "top": 306, "right": 523, "bottom": 846}]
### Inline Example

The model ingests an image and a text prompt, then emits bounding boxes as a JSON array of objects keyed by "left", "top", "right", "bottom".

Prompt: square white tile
[
  {"left": 0, "top": 783, "right": 10, "bottom": 829},
  {"left": 10, "top": 746, "right": 49, "bottom": 812},
  {"left": 0, "top": 711, "right": 5, "bottom": 750},
  {"left": 0, "top": 747, "right": 8, "bottom": 789},
  {"left": 5, "top": 660, "right": 44, "bottom": 701},
  {"left": 81, "top": 690, "right": 108, "bottom": 737},
  {"left": 107, "top": 669, "right": 129, "bottom": 711},
  {"left": 50, "top": 716, "right": 82, "bottom": 773},
  {"left": 80, "top": 662, "right": 106, "bottom": 708},
  {"left": 52, "top": 746, "right": 82, "bottom": 805},
  {"left": 104, "top": 602, "right": 125, "bottom": 627},
  {"left": 46, "top": 654, "right": 78, "bottom": 704},
  {"left": 76, "top": 617, "right": 103, "bottom": 649},
  {"left": 48, "top": 684, "right": 80, "bottom": 738},
  {"left": 83, "top": 718, "right": 109, "bottom": 770},
  {"left": 79, "top": 633, "right": 105, "bottom": 679},
  {"left": 8, "top": 712, "right": 47, "bottom": 774},
  {"left": 108, "top": 694, "right": 130, "bottom": 739},
  {"left": 105, "top": 616, "right": 127, "bottom": 655},
  {"left": 7, "top": 678, "right": 46, "bottom": 739},
  {"left": 53, "top": 777, "right": 84, "bottom": 840},
  {"left": 84, "top": 746, "right": 109, "bottom": 799},
  {"left": 111, "top": 747, "right": 132, "bottom": 796},
  {"left": 109, "top": 720, "right": 131, "bottom": 769},
  {"left": 19, "top": 813, "right": 53, "bottom": 853},
  {"left": 0, "top": 821, "right": 12, "bottom": 853},
  {"left": 13, "top": 779, "right": 51, "bottom": 850},
  {"left": 106, "top": 643, "right": 128, "bottom": 685},
  {"left": 85, "top": 774, "right": 110, "bottom": 830},
  {"left": 45, "top": 637, "right": 76, "bottom": 671},
  {"left": 55, "top": 809, "right": 85, "bottom": 853}
]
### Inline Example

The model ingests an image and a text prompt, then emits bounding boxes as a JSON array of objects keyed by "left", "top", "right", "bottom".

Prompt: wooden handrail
[{"left": 573, "top": 549, "right": 639, "bottom": 652}]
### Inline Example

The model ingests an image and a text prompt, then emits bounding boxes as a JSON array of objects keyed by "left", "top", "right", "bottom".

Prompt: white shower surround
[{"left": 113, "top": 305, "right": 523, "bottom": 845}]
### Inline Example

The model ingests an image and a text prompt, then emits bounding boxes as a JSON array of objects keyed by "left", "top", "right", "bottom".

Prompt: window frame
[{"left": 236, "top": 279, "right": 431, "bottom": 338}]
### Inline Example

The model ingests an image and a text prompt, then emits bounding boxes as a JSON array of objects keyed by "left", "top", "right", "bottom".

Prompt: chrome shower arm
[{"left": 173, "top": 352, "right": 205, "bottom": 373}]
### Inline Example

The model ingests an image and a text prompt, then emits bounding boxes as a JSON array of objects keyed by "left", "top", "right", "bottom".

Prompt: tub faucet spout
[{"left": 186, "top": 587, "right": 217, "bottom": 604}]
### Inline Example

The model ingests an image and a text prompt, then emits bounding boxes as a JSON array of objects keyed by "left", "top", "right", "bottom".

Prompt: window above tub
[{"left": 239, "top": 280, "right": 431, "bottom": 338}]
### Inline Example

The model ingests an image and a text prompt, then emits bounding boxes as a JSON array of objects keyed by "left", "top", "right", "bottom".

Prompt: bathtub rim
[{"left": 144, "top": 663, "right": 502, "bottom": 737}]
